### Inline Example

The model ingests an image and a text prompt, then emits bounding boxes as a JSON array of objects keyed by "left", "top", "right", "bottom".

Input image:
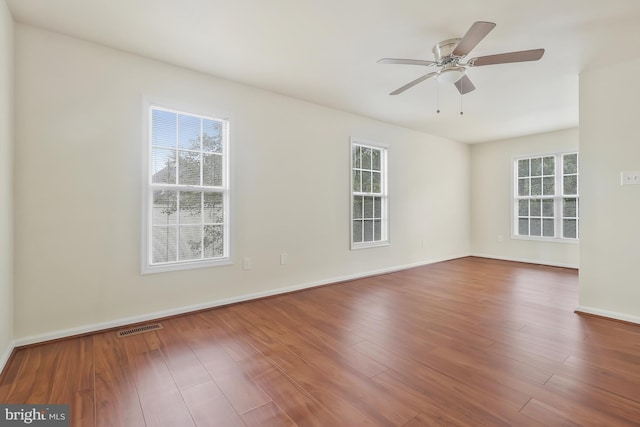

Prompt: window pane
[
  {"left": 363, "top": 220, "right": 374, "bottom": 241},
  {"left": 353, "top": 146, "right": 361, "bottom": 169},
  {"left": 353, "top": 220, "right": 363, "bottom": 243},
  {"left": 518, "top": 159, "right": 529, "bottom": 177},
  {"left": 362, "top": 148, "right": 372, "bottom": 169},
  {"left": 353, "top": 196, "right": 363, "bottom": 219},
  {"left": 362, "top": 171, "right": 372, "bottom": 192},
  {"left": 152, "top": 109, "right": 176, "bottom": 148},
  {"left": 364, "top": 196, "right": 374, "bottom": 219},
  {"left": 564, "top": 153, "right": 577, "bottom": 174},
  {"left": 542, "top": 177, "right": 555, "bottom": 195},
  {"left": 531, "top": 177, "right": 542, "bottom": 196},
  {"left": 178, "top": 150, "right": 201, "bottom": 185},
  {"left": 531, "top": 158, "right": 542, "bottom": 176},
  {"left": 543, "top": 219, "right": 554, "bottom": 237},
  {"left": 352, "top": 170, "right": 361, "bottom": 192},
  {"left": 152, "top": 226, "right": 177, "bottom": 263},
  {"left": 372, "top": 172, "right": 381, "bottom": 193},
  {"left": 563, "top": 219, "right": 577, "bottom": 239},
  {"left": 203, "top": 225, "right": 223, "bottom": 257},
  {"left": 203, "top": 153, "right": 215, "bottom": 186},
  {"left": 202, "top": 119, "right": 223, "bottom": 153},
  {"left": 563, "top": 198, "right": 577, "bottom": 218},
  {"left": 374, "top": 220, "right": 381, "bottom": 241},
  {"left": 152, "top": 190, "right": 177, "bottom": 225},
  {"left": 530, "top": 199, "right": 541, "bottom": 216},
  {"left": 179, "top": 191, "right": 202, "bottom": 224},
  {"left": 518, "top": 199, "right": 528, "bottom": 216},
  {"left": 518, "top": 178, "right": 530, "bottom": 196},
  {"left": 543, "top": 156, "right": 555, "bottom": 175},
  {"left": 203, "top": 153, "right": 223, "bottom": 187},
  {"left": 564, "top": 175, "right": 577, "bottom": 195},
  {"left": 542, "top": 199, "right": 554, "bottom": 217},
  {"left": 179, "top": 225, "right": 202, "bottom": 260},
  {"left": 152, "top": 148, "right": 176, "bottom": 184},
  {"left": 518, "top": 218, "right": 529, "bottom": 235},
  {"left": 374, "top": 196, "right": 382, "bottom": 218},
  {"left": 530, "top": 218, "right": 542, "bottom": 236},
  {"left": 372, "top": 149, "right": 381, "bottom": 171},
  {"left": 178, "top": 114, "right": 201, "bottom": 150},
  {"left": 213, "top": 155, "right": 222, "bottom": 186},
  {"left": 204, "top": 192, "right": 223, "bottom": 223}
]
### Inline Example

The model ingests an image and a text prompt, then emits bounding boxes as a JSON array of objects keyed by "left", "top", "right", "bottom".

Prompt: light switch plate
[{"left": 621, "top": 171, "right": 640, "bottom": 185}]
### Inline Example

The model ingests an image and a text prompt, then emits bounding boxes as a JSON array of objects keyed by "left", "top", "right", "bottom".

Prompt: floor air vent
[{"left": 116, "top": 323, "right": 163, "bottom": 338}]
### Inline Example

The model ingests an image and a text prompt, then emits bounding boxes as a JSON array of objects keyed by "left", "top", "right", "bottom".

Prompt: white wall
[
  {"left": 470, "top": 128, "right": 579, "bottom": 268},
  {"left": 578, "top": 58, "right": 640, "bottom": 323},
  {"left": 0, "top": 0, "right": 14, "bottom": 368},
  {"left": 13, "top": 24, "right": 470, "bottom": 341}
]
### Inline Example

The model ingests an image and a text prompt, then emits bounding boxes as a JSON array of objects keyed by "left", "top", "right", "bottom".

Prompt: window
[
  {"left": 514, "top": 152, "right": 578, "bottom": 241},
  {"left": 351, "top": 138, "right": 388, "bottom": 248},
  {"left": 143, "top": 106, "right": 230, "bottom": 273}
]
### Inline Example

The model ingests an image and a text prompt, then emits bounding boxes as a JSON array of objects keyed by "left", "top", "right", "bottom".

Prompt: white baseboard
[
  {"left": 575, "top": 305, "right": 640, "bottom": 326},
  {"left": 0, "top": 340, "right": 15, "bottom": 378},
  {"left": 470, "top": 253, "right": 578, "bottom": 269},
  {"left": 14, "top": 254, "right": 469, "bottom": 347}
]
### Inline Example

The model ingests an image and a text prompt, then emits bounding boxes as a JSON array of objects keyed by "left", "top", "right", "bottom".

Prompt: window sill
[
  {"left": 351, "top": 241, "right": 390, "bottom": 250},
  {"left": 511, "top": 235, "right": 579, "bottom": 245},
  {"left": 142, "top": 257, "right": 233, "bottom": 275}
]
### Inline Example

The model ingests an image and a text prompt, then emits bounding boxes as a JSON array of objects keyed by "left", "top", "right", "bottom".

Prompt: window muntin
[
  {"left": 144, "top": 106, "right": 229, "bottom": 273},
  {"left": 351, "top": 139, "right": 388, "bottom": 248},
  {"left": 514, "top": 152, "right": 578, "bottom": 241}
]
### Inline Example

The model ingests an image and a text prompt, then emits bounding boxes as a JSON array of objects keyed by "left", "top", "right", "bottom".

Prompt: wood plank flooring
[{"left": 2, "top": 257, "right": 640, "bottom": 426}]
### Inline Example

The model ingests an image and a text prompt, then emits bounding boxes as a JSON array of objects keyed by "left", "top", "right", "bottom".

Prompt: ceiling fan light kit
[
  {"left": 378, "top": 21, "right": 545, "bottom": 114},
  {"left": 436, "top": 67, "right": 465, "bottom": 85}
]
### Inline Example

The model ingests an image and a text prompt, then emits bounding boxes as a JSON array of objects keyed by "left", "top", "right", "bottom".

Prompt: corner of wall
[{"left": 0, "top": 0, "right": 15, "bottom": 377}]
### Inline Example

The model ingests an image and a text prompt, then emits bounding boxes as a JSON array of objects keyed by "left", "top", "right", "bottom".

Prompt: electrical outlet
[
  {"left": 497, "top": 235, "right": 503, "bottom": 242},
  {"left": 243, "top": 257, "right": 252, "bottom": 270},
  {"left": 621, "top": 171, "right": 640, "bottom": 185},
  {"left": 280, "top": 253, "right": 287, "bottom": 265}
]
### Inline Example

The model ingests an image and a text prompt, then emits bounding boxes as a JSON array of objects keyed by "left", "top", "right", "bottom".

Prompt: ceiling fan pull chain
[
  {"left": 436, "top": 83, "right": 440, "bottom": 114},
  {"left": 460, "top": 91, "right": 464, "bottom": 115}
]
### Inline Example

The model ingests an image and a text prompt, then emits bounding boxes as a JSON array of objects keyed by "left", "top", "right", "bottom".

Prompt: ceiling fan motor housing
[{"left": 432, "top": 38, "right": 462, "bottom": 63}]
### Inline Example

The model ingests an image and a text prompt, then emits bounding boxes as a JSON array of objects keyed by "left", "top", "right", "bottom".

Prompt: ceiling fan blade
[
  {"left": 389, "top": 71, "right": 438, "bottom": 95},
  {"left": 469, "top": 48, "right": 545, "bottom": 66},
  {"left": 377, "top": 58, "right": 437, "bottom": 67},
  {"left": 452, "top": 21, "right": 496, "bottom": 57},
  {"left": 454, "top": 75, "right": 476, "bottom": 94}
]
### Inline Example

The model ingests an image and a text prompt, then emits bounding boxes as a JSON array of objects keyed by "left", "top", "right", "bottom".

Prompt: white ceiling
[{"left": 7, "top": 0, "right": 640, "bottom": 143}]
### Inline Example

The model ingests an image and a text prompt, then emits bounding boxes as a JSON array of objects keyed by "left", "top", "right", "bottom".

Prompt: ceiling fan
[{"left": 378, "top": 21, "right": 545, "bottom": 96}]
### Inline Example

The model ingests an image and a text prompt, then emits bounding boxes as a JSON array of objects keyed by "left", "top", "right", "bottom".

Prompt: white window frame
[
  {"left": 512, "top": 151, "right": 579, "bottom": 243},
  {"left": 142, "top": 103, "right": 232, "bottom": 274},
  {"left": 350, "top": 137, "right": 389, "bottom": 250}
]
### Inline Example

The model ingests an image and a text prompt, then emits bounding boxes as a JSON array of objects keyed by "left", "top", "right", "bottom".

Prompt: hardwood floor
[{"left": 2, "top": 257, "right": 640, "bottom": 426}]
